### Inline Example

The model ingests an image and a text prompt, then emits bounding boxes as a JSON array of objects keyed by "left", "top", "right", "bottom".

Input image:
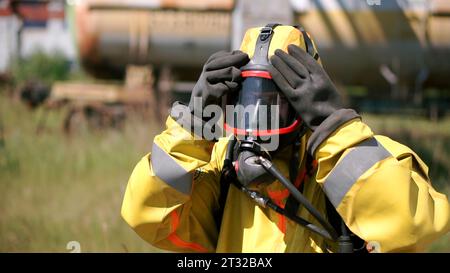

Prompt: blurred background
[{"left": 0, "top": 0, "right": 449, "bottom": 252}]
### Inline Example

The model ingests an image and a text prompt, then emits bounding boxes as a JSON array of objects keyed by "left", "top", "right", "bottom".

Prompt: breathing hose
[
  {"left": 257, "top": 156, "right": 339, "bottom": 241},
  {"left": 222, "top": 138, "right": 344, "bottom": 246}
]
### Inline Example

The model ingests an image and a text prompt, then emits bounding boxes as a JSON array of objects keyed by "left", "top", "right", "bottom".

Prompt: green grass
[
  {"left": 0, "top": 91, "right": 448, "bottom": 252},
  {"left": 0, "top": 91, "right": 162, "bottom": 252},
  {"left": 10, "top": 51, "right": 71, "bottom": 86}
]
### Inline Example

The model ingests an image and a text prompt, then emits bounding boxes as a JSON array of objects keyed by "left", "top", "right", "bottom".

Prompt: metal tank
[
  {"left": 292, "top": 0, "right": 450, "bottom": 97},
  {"left": 73, "top": 0, "right": 450, "bottom": 97},
  {"left": 74, "top": 0, "right": 234, "bottom": 78}
]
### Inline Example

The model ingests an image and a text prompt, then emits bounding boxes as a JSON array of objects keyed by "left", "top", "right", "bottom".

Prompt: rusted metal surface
[
  {"left": 71, "top": 0, "right": 450, "bottom": 96},
  {"left": 431, "top": 0, "right": 450, "bottom": 16},
  {"left": 48, "top": 65, "right": 157, "bottom": 132},
  {"left": 50, "top": 65, "right": 153, "bottom": 104},
  {"left": 292, "top": 0, "right": 450, "bottom": 90},
  {"left": 84, "top": 0, "right": 235, "bottom": 10},
  {"left": 75, "top": 0, "right": 231, "bottom": 78}
]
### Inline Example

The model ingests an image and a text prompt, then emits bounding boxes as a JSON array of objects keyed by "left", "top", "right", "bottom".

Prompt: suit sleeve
[
  {"left": 308, "top": 109, "right": 450, "bottom": 252},
  {"left": 121, "top": 108, "right": 221, "bottom": 252}
]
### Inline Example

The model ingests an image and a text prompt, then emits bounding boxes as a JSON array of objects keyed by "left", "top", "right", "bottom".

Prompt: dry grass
[{"left": 0, "top": 92, "right": 162, "bottom": 252}]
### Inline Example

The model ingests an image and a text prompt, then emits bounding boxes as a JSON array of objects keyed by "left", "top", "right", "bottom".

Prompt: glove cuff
[{"left": 307, "top": 109, "right": 361, "bottom": 157}]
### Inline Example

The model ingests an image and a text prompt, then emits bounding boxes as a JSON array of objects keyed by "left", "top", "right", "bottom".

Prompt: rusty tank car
[{"left": 70, "top": 0, "right": 450, "bottom": 117}]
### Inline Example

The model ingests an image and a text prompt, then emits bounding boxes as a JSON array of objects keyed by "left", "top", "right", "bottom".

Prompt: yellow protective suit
[
  {"left": 121, "top": 26, "right": 449, "bottom": 253},
  {"left": 121, "top": 115, "right": 449, "bottom": 253}
]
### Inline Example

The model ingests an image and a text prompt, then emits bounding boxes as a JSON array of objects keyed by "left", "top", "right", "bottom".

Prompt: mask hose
[
  {"left": 257, "top": 156, "right": 339, "bottom": 241},
  {"left": 222, "top": 138, "right": 340, "bottom": 243},
  {"left": 241, "top": 186, "right": 336, "bottom": 241}
]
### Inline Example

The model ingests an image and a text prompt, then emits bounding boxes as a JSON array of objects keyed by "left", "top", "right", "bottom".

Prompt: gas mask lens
[{"left": 225, "top": 74, "right": 298, "bottom": 136}]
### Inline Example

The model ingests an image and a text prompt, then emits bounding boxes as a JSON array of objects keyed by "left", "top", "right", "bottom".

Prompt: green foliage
[{"left": 10, "top": 51, "right": 71, "bottom": 87}]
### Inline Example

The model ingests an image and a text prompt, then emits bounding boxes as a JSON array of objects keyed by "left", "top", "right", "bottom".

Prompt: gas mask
[{"left": 224, "top": 24, "right": 309, "bottom": 187}]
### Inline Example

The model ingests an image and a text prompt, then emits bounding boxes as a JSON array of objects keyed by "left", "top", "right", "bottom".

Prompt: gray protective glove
[
  {"left": 269, "top": 44, "right": 343, "bottom": 131},
  {"left": 188, "top": 50, "right": 249, "bottom": 118}
]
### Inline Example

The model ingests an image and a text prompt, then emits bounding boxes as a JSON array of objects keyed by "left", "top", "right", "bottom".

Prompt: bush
[{"left": 10, "top": 50, "right": 71, "bottom": 87}]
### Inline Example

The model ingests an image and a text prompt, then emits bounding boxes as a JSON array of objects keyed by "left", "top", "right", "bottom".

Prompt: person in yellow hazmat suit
[{"left": 121, "top": 24, "right": 449, "bottom": 253}]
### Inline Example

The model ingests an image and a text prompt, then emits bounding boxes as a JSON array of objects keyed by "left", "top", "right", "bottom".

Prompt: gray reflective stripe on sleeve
[
  {"left": 324, "top": 138, "right": 392, "bottom": 207},
  {"left": 151, "top": 143, "right": 193, "bottom": 195}
]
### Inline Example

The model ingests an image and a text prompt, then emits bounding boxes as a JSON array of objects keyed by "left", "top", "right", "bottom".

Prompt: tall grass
[
  {"left": 0, "top": 92, "right": 448, "bottom": 252},
  {"left": 0, "top": 92, "right": 162, "bottom": 252}
]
